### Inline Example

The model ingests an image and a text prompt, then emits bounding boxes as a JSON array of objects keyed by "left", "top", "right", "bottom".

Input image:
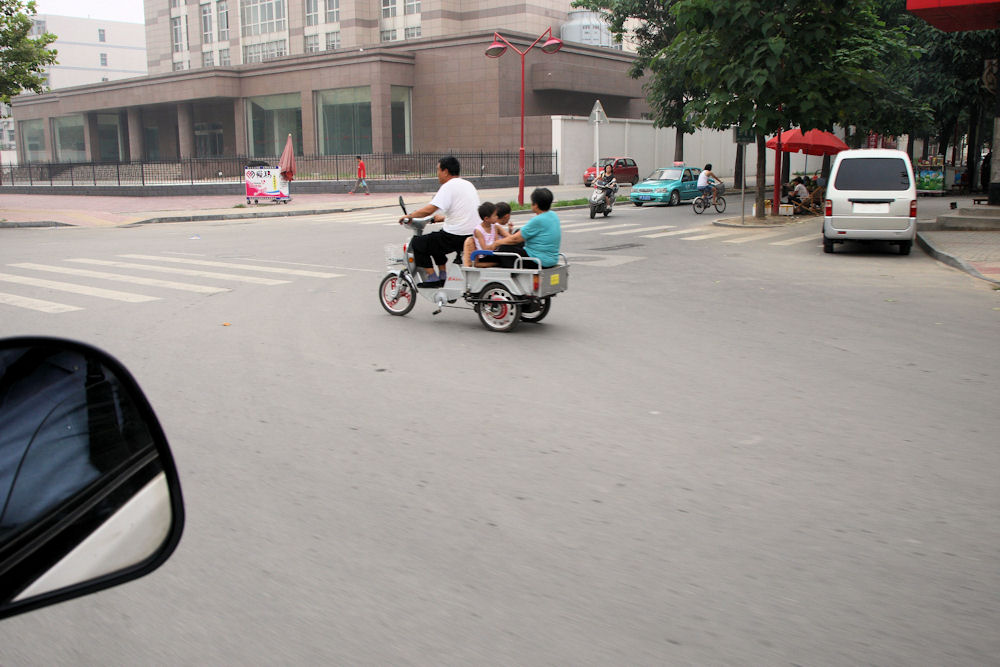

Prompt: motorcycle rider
[{"left": 595, "top": 163, "right": 618, "bottom": 209}]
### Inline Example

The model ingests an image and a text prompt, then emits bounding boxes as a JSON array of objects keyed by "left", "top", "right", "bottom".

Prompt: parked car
[
  {"left": 583, "top": 157, "right": 639, "bottom": 186},
  {"left": 629, "top": 165, "right": 703, "bottom": 206},
  {"left": 822, "top": 148, "right": 917, "bottom": 254}
]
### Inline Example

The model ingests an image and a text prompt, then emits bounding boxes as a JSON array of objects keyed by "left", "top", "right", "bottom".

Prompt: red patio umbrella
[
  {"left": 766, "top": 128, "right": 848, "bottom": 156},
  {"left": 278, "top": 133, "right": 296, "bottom": 181}
]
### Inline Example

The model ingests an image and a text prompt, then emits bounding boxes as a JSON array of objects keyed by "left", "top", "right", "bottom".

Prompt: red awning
[{"left": 907, "top": 0, "right": 1000, "bottom": 31}]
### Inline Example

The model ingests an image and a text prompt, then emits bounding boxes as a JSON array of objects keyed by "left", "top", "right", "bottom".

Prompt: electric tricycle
[{"left": 378, "top": 198, "right": 569, "bottom": 332}]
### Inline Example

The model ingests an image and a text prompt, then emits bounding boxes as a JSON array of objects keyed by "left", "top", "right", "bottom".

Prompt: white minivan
[{"left": 823, "top": 148, "right": 917, "bottom": 254}]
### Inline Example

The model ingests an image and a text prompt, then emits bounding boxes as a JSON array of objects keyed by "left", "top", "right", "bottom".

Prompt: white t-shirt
[
  {"left": 697, "top": 170, "right": 712, "bottom": 188},
  {"left": 430, "top": 177, "right": 480, "bottom": 235},
  {"left": 793, "top": 183, "right": 809, "bottom": 199}
]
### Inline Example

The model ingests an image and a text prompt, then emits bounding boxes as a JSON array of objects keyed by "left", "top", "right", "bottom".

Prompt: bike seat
[{"left": 470, "top": 250, "right": 494, "bottom": 261}]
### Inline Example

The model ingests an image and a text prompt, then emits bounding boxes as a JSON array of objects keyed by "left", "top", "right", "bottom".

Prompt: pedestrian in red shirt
[{"left": 350, "top": 155, "right": 370, "bottom": 195}]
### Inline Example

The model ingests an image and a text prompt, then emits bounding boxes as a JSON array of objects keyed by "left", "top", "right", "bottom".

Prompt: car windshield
[
  {"left": 647, "top": 168, "right": 683, "bottom": 181},
  {"left": 590, "top": 159, "right": 614, "bottom": 168},
  {"left": 834, "top": 157, "right": 911, "bottom": 191}
]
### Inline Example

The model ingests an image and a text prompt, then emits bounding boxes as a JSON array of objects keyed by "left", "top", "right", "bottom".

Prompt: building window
[
  {"left": 217, "top": 0, "right": 230, "bottom": 40},
  {"left": 53, "top": 115, "right": 87, "bottom": 163},
  {"left": 316, "top": 86, "right": 372, "bottom": 155},
  {"left": 173, "top": 61, "right": 186, "bottom": 71},
  {"left": 170, "top": 0, "right": 179, "bottom": 7},
  {"left": 324, "top": 0, "right": 339, "bottom": 23},
  {"left": 100, "top": 53, "right": 108, "bottom": 66},
  {"left": 219, "top": 48, "right": 231, "bottom": 65},
  {"left": 304, "top": 34, "right": 320, "bottom": 52},
  {"left": 20, "top": 119, "right": 46, "bottom": 162},
  {"left": 324, "top": 31, "right": 340, "bottom": 50},
  {"left": 246, "top": 93, "right": 302, "bottom": 157},
  {"left": 101, "top": 76, "right": 109, "bottom": 81},
  {"left": 242, "top": 39, "right": 287, "bottom": 63},
  {"left": 98, "top": 28, "right": 106, "bottom": 41},
  {"left": 305, "top": 0, "right": 318, "bottom": 25},
  {"left": 404, "top": 26, "right": 420, "bottom": 39},
  {"left": 241, "top": 0, "right": 287, "bottom": 36},
  {"left": 171, "top": 17, "right": 186, "bottom": 53},
  {"left": 404, "top": 0, "right": 419, "bottom": 14},
  {"left": 30, "top": 19, "right": 46, "bottom": 35},
  {"left": 202, "top": 51, "right": 215, "bottom": 66},
  {"left": 381, "top": 0, "right": 396, "bottom": 18},
  {"left": 201, "top": 4, "right": 214, "bottom": 43},
  {"left": 194, "top": 121, "right": 224, "bottom": 156},
  {"left": 380, "top": 29, "right": 397, "bottom": 42}
]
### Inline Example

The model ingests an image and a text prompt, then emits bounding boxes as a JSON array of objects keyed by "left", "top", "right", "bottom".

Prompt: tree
[
  {"left": 0, "top": 0, "right": 57, "bottom": 106},
  {"left": 659, "top": 0, "right": 929, "bottom": 217},
  {"left": 569, "top": 0, "right": 696, "bottom": 161}
]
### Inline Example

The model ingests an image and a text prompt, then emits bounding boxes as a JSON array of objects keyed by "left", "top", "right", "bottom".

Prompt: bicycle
[{"left": 692, "top": 182, "right": 727, "bottom": 214}]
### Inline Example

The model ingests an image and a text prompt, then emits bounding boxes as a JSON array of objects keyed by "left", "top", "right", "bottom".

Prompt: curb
[
  {"left": 0, "top": 221, "right": 71, "bottom": 228},
  {"left": 916, "top": 232, "right": 1000, "bottom": 286}
]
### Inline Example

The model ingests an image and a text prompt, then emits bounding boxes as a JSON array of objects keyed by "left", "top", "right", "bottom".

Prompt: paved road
[{"left": 1, "top": 203, "right": 998, "bottom": 665}]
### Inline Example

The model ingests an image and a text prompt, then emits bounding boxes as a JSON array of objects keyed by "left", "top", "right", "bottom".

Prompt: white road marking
[
  {"left": 0, "top": 272, "right": 159, "bottom": 302},
  {"left": 67, "top": 259, "right": 290, "bottom": 285},
  {"left": 11, "top": 263, "right": 231, "bottom": 294},
  {"left": 0, "top": 291, "right": 82, "bottom": 313},
  {"left": 680, "top": 229, "right": 745, "bottom": 241},
  {"left": 119, "top": 255, "right": 343, "bottom": 278},
  {"left": 564, "top": 223, "right": 638, "bottom": 234},
  {"left": 602, "top": 225, "right": 676, "bottom": 236},
  {"left": 723, "top": 230, "right": 793, "bottom": 244},
  {"left": 770, "top": 234, "right": 819, "bottom": 246},
  {"left": 641, "top": 228, "right": 707, "bottom": 238}
]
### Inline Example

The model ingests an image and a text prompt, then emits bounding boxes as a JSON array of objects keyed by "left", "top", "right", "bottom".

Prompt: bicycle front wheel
[{"left": 714, "top": 197, "right": 727, "bottom": 213}]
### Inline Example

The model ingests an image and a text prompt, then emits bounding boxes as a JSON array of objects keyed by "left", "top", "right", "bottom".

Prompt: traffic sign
[{"left": 589, "top": 99, "right": 608, "bottom": 125}]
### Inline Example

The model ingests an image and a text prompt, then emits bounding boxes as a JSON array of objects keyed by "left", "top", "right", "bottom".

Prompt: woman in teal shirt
[{"left": 493, "top": 188, "right": 561, "bottom": 268}]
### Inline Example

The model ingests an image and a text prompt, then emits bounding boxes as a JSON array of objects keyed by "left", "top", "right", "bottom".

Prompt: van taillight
[
  {"left": 825, "top": 199, "right": 832, "bottom": 216},
  {"left": 910, "top": 200, "right": 917, "bottom": 217}
]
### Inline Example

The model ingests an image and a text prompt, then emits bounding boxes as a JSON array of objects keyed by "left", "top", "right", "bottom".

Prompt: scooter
[
  {"left": 589, "top": 180, "right": 617, "bottom": 218},
  {"left": 378, "top": 197, "right": 569, "bottom": 332}
]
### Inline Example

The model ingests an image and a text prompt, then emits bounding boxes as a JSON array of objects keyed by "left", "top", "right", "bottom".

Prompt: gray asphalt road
[{"left": 1, "top": 203, "right": 998, "bottom": 665}]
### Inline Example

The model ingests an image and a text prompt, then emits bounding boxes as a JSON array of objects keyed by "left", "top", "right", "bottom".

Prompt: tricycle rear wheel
[
  {"left": 477, "top": 283, "right": 521, "bottom": 332},
  {"left": 520, "top": 297, "right": 551, "bottom": 323}
]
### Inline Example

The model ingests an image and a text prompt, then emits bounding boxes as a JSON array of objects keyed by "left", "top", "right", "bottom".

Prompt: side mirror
[{"left": 0, "top": 337, "right": 184, "bottom": 620}]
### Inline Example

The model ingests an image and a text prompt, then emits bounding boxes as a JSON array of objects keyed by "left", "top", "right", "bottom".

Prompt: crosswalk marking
[
  {"left": 603, "top": 225, "right": 676, "bottom": 236},
  {"left": 119, "top": 255, "right": 343, "bottom": 278},
  {"left": 67, "top": 259, "right": 291, "bottom": 285},
  {"left": 0, "top": 272, "right": 159, "bottom": 302},
  {"left": 0, "top": 291, "right": 82, "bottom": 313},
  {"left": 565, "top": 223, "right": 638, "bottom": 234},
  {"left": 11, "top": 263, "right": 231, "bottom": 294},
  {"left": 770, "top": 234, "right": 819, "bottom": 246},
  {"left": 641, "top": 228, "right": 705, "bottom": 239},
  {"left": 723, "top": 230, "right": 792, "bottom": 244},
  {"left": 680, "top": 229, "right": 744, "bottom": 241}
]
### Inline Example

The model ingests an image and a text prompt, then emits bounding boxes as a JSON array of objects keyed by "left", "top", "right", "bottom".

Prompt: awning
[{"left": 907, "top": 0, "right": 1000, "bottom": 32}]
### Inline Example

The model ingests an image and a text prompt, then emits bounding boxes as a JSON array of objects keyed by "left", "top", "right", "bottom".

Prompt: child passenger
[
  {"left": 462, "top": 201, "right": 511, "bottom": 267},
  {"left": 496, "top": 201, "right": 514, "bottom": 235}
]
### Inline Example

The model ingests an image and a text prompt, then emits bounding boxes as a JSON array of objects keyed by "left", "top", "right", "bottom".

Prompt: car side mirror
[{"left": 0, "top": 337, "right": 184, "bottom": 620}]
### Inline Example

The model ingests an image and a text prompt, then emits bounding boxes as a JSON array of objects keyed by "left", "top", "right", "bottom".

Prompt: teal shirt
[{"left": 520, "top": 210, "right": 561, "bottom": 267}]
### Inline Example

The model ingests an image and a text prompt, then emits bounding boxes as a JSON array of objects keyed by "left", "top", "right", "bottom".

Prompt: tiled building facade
[{"left": 12, "top": 1, "right": 648, "bottom": 165}]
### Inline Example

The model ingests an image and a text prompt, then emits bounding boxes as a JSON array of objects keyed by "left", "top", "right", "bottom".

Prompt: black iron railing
[{"left": 0, "top": 151, "right": 558, "bottom": 187}]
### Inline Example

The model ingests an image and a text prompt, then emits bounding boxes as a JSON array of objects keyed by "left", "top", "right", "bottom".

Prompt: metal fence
[{"left": 0, "top": 151, "right": 558, "bottom": 187}]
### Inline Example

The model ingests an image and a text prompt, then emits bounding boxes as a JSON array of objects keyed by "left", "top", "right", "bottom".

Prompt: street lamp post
[{"left": 485, "top": 28, "right": 563, "bottom": 205}]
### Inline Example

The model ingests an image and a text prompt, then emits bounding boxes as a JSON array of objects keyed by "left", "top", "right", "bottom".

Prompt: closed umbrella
[{"left": 278, "top": 133, "right": 296, "bottom": 181}]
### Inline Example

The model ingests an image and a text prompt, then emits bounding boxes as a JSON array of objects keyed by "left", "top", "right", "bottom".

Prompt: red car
[{"left": 583, "top": 157, "right": 639, "bottom": 186}]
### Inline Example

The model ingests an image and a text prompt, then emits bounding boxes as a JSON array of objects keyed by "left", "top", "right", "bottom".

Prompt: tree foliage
[{"left": 0, "top": 0, "right": 57, "bottom": 105}]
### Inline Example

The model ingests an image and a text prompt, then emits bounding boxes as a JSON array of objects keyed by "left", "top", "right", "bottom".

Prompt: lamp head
[
  {"left": 540, "top": 37, "right": 563, "bottom": 54},
  {"left": 485, "top": 39, "right": 507, "bottom": 58}
]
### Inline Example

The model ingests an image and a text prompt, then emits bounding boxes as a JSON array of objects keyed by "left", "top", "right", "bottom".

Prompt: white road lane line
[
  {"left": 11, "top": 263, "right": 231, "bottom": 294},
  {"left": 770, "top": 234, "right": 819, "bottom": 245},
  {"left": 0, "top": 291, "right": 83, "bottom": 313},
  {"left": 119, "top": 255, "right": 343, "bottom": 278},
  {"left": 67, "top": 259, "right": 290, "bottom": 285},
  {"left": 0, "top": 273, "right": 159, "bottom": 302},
  {"left": 564, "top": 223, "right": 638, "bottom": 234},
  {"left": 602, "top": 225, "right": 677, "bottom": 236}
]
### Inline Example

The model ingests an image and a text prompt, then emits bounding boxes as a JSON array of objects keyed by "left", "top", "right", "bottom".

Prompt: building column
[
  {"left": 127, "top": 108, "right": 143, "bottom": 161},
  {"left": 300, "top": 90, "right": 314, "bottom": 155},
  {"left": 86, "top": 113, "right": 99, "bottom": 162},
  {"left": 233, "top": 98, "right": 247, "bottom": 156},
  {"left": 371, "top": 82, "right": 389, "bottom": 154},
  {"left": 177, "top": 102, "right": 194, "bottom": 159}
]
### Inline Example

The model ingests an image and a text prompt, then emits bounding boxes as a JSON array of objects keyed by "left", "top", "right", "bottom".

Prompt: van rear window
[{"left": 834, "top": 158, "right": 910, "bottom": 191}]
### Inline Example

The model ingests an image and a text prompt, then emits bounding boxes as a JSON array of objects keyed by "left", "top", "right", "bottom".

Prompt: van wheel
[
  {"left": 823, "top": 238, "right": 835, "bottom": 254},
  {"left": 898, "top": 241, "right": 912, "bottom": 255}
]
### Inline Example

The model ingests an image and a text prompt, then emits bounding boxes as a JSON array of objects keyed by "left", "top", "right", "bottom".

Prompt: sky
[{"left": 34, "top": 0, "right": 145, "bottom": 24}]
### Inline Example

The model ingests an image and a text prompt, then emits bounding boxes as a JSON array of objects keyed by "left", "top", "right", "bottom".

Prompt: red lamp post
[{"left": 485, "top": 28, "right": 563, "bottom": 205}]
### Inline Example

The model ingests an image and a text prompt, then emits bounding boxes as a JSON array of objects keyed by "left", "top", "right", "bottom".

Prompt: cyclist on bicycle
[{"left": 697, "top": 164, "right": 722, "bottom": 205}]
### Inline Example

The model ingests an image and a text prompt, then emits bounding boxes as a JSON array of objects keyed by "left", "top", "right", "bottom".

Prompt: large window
[
  {"left": 380, "top": 29, "right": 397, "bottom": 42},
  {"left": 243, "top": 40, "right": 287, "bottom": 63},
  {"left": 96, "top": 113, "right": 123, "bottom": 162},
  {"left": 53, "top": 115, "right": 86, "bottom": 163},
  {"left": 305, "top": 0, "right": 318, "bottom": 25},
  {"left": 202, "top": 51, "right": 215, "bottom": 67},
  {"left": 324, "top": 0, "right": 339, "bottom": 23},
  {"left": 390, "top": 85, "right": 411, "bottom": 154},
  {"left": 325, "top": 31, "right": 340, "bottom": 50},
  {"left": 404, "top": 0, "right": 419, "bottom": 14},
  {"left": 194, "top": 121, "right": 224, "bottom": 156},
  {"left": 201, "top": 4, "right": 214, "bottom": 43},
  {"left": 315, "top": 86, "right": 371, "bottom": 155},
  {"left": 304, "top": 34, "right": 319, "bottom": 52},
  {"left": 217, "top": 1, "right": 230, "bottom": 40},
  {"left": 381, "top": 0, "right": 396, "bottom": 18},
  {"left": 241, "top": 0, "right": 287, "bottom": 36},
  {"left": 247, "top": 93, "right": 302, "bottom": 157},
  {"left": 171, "top": 17, "right": 186, "bottom": 53},
  {"left": 219, "top": 48, "right": 231, "bottom": 65},
  {"left": 404, "top": 26, "right": 420, "bottom": 39},
  {"left": 20, "top": 119, "right": 45, "bottom": 162}
]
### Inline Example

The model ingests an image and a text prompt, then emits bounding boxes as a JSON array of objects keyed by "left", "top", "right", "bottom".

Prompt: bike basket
[{"left": 385, "top": 243, "right": 406, "bottom": 263}]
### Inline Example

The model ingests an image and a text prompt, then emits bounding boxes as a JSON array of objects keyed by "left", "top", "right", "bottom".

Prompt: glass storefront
[
  {"left": 53, "top": 115, "right": 86, "bottom": 163},
  {"left": 19, "top": 119, "right": 46, "bottom": 162},
  {"left": 97, "top": 113, "right": 123, "bottom": 162},
  {"left": 246, "top": 93, "right": 302, "bottom": 157},
  {"left": 315, "top": 86, "right": 371, "bottom": 155},
  {"left": 390, "top": 85, "right": 411, "bottom": 154}
]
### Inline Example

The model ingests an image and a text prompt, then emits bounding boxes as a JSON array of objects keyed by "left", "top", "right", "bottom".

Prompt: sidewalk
[{"left": 2, "top": 187, "right": 998, "bottom": 286}]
